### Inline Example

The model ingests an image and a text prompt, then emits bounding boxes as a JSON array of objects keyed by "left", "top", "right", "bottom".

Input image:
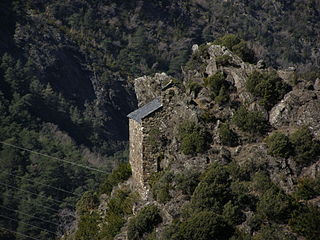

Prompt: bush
[
  {"left": 175, "top": 169, "right": 200, "bottom": 196},
  {"left": 185, "top": 43, "right": 210, "bottom": 72},
  {"left": 289, "top": 205, "right": 320, "bottom": 240},
  {"left": 127, "top": 205, "right": 162, "bottom": 240},
  {"left": 222, "top": 201, "right": 243, "bottom": 225},
  {"left": 232, "top": 106, "right": 268, "bottom": 135},
  {"left": 203, "top": 72, "right": 229, "bottom": 104},
  {"left": 178, "top": 121, "right": 210, "bottom": 155},
  {"left": 99, "top": 188, "right": 137, "bottom": 240},
  {"left": 216, "top": 55, "right": 233, "bottom": 67},
  {"left": 151, "top": 171, "right": 173, "bottom": 203},
  {"left": 76, "top": 191, "right": 99, "bottom": 215},
  {"left": 265, "top": 132, "right": 292, "bottom": 158},
  {"left": 251, "top": 172, "right": 275, "bottom": 194},
  {"left": 293, "top": 176, "right": 320, "bottom": 200},
  {"left": 253, "top": 224, "right": 297, "bottom": 240},
  {"left": 219, "top": 123, "right": 238, "bottom": 147},
  {"left": 187, "top": 81, "right": 202, "bottom": 95},
  {"left": 256, "top": 188, "right": 294, "bottom": 223},
  {"left": 171, "top": 211, "right": 234, "bottom": 240},
  {"left": 99, "top": 163, "right": 132, "bottom": 194},
  {"left": 246, "top": 70, "right": 291, "bottom": 110},
  {"left": 191, "top": 163, "right": 231, "bottom": 212},
  {"left": 214, "top": 34, "right": 255, "bottom": 63},
  {"left": 289, "top": 126, "right": 320, "bottom": 165},
  {"left": 75, "top": 212, "right": 100, "bottom": 240}
]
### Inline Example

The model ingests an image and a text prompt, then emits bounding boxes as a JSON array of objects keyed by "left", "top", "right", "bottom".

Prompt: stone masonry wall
[{"left": 129, "top": 118, "right": 147, "bottom": 199}]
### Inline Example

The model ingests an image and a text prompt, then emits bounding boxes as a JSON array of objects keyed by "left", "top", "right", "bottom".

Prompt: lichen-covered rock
[
  {"left": 134, "top": 73, "right": 172, "bottom": 106},
  {"left": 269, "top": 89, "right": 320, "bottom": 138}
]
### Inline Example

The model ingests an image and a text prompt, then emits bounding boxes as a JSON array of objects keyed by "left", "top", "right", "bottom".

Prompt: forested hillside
[{"left": 0, "top": 0, "right": 320, "bottom": 239}]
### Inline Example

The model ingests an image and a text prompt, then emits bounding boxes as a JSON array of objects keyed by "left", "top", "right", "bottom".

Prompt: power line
[
  {"left": 1, "top": 191, "right": 62, "bottom": 214},
  {"left": 5, "top": 172, "right": 82, "bottom": 197},
  {"left": 0, "top": 205, "right": 60, "bottom": 227},
  {"left": 0, "top": 141, "right": 107, "bottom": 173},
  {"left": 0, "top": 226, "right": 40, "bottom": 240},
  {"left": 0, "top": 182, "right": 70, "bottom": 206},
  {"left": 0, "top": 214, "right": 57, "bottom": 236}
]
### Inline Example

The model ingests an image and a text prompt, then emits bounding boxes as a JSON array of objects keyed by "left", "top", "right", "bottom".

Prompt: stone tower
[{"left": 127, "top": 98, "right": 163, "bottom": 199}]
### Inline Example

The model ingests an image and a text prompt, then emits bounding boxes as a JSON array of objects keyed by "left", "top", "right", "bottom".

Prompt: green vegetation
[
  {"left": 232, "top": 106, "right": 268, "bottom": 135},
  {"left": 99, "top": 189, "right": 137, "bottom": 240},
  {"left": 289, "top": 206, "right": 320, "bottom": 240},
  {"left": 76, "top": 191, "right": 99, "bottom": 215},
  {"left": 256, "top": 188, "right": 294, "bottom": 223},
  {"left": 213, "top": 34, "right": 255, "bottom": 63},
  {"left": 187, "top": 81, "right": 202, "bottom": 95},
  {"left": 265, "top": 127, "right": 320, "bottom": 165},
  {"left": 75, "top": 187, "right": 137, "bottom": 240},
  {"left": 99, "top": 163, "right": 132, "bottom": 195},
  {"left": 75, "top": 212, "right": 100, "bottom": 240},
  {"left": 185, "top": 43, "right": 210, "bottom": 73},
  {"left": 293, "top": 176, "right": 320, "bottom": 200},
  {"left": 219, "top": 123, "right": 238, "bottom": 147},
  {"left": 216, "top": 55, "right": 233, "bottom": 67},
  {"left": 253, "top": 224, "right": 296, "bottom": 240},
  {"left": 203, "top": 72, "right": 229, "bottom": 104},
  {"left": 265, "top": 132, "right": 292, "bottom": 158},
  {"left": 127, "top": 205, "right": 162, "bottom": 240},
  {"left": 178, "top": 121, "right": 210, "bottom": 155},
  {"left": 289, "top": 127, "right": 320, "bottom": 165},
  {"left": 175, "top": 169, "right": 200, "bottom": 196},
  {"left": 151, "top": 171, "right": 173, "bottom": 203},
  {"left": 246, "top": 71, "right": 291, "bottom": 110},
  {"left": 171, "top": 211, "right": 233, "bottom": 240}
]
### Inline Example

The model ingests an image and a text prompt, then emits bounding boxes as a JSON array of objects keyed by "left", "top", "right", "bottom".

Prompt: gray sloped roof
[{"left": 127, "top": 98, "right": 162, "bottom": 123}]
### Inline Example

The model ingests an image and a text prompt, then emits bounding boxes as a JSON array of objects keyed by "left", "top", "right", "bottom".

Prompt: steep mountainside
[
  {"left": 1, "top": 0, "right": 320, "bottom": 239},
  {"left": 70, "top": 42, "right": 320, "bottom": 240}
]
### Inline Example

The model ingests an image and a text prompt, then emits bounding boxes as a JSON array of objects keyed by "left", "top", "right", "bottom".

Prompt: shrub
[
  {"left": 222, "top": 201, "right": 243, "bottom": 225},
  {"left": 185, "top": 43, "right": 209, "bottom": 72},
  {"left": 191, "top": 163, "right": 231, "bottom": 212},
  {"left": 151, "top": 171, "right": 173, "bottom": 203},
  {"left": 127, "top": 205, "right": 162, "bottom": 240},
  {"left": 219, "top": 123, "right": 238, "bottom": 147},
  {"left": 253, "top": 224, "right": 297, "bottom": 240},
  {"left": 293, "top": 176, "right": 320, "bottom": 200},
  {"left": 175, "top": 169, "right": 200, "bottom": 196},
  {"left": 75, "top": 212, "right": 100, "bottom": 240},
  {"left": 289, "top": 205, "right": 320, "bottom": 240},
  {"left": 216, "top": 55, "right": 232, "bottom": 67},
  {"left": 187, "top": 81, "right": 202, "bottom": 95},
  {"left": 99, "top": 189, "right": 137, "bottom": 240},
  {"left": 178, "top": 121, "right": 209, "bottom": 155},
  {"left": 232, "top": 106, "right": 268, "bottom": 135},
  {"left": 246, "top": 70, "right": 290, "bottom": 110},
  {"left": 289, "top": 126, "right": 320, "bottom": 165},
  {"left": 214, "top": 34, "right": 255, "bottom": 63},
  {"left": 256, "top": 188, "right": 294, "bottom": 223},
  {"left": 214, "top": 34, "right": 242, "bottom": 50},
  {"left": 76, "top": 191, "right": 99, "bottom": 215},
  {"left": 251, "top": 172, "right": 274, "bottom": 194},
  {"left": 199, "top": 111, "right": 216, "bottom": 123},
  {"left": 172, "top": 211, "right": 234, "bottom": 240},
  {"left": 99, "top": 163, "right": 132, "bottom": 194},
  {"left": 203, "top": 72, "right": 229, "bottom": 104},
  {"left": 265, "top": 132, "right": 292, "bottom": 158}
]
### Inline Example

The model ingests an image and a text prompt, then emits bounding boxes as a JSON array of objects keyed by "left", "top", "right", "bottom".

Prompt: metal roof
[{"left": 127, "top": 98, "right": 162, "bottom": 123}]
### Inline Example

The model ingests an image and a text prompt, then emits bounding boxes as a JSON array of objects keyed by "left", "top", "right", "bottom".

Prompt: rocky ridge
[{"left": 84, "top": 43, "right": 320, "bottom": 240}]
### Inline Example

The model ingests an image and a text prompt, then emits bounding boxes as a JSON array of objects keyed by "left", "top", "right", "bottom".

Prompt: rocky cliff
[{"left": 107, "top": 44, "right": 320, "bottom": 239}]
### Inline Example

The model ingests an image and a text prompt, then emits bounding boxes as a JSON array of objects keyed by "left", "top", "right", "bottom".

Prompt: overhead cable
[{"left": 0, "top": 141, "right": 107, "bottom": 173}]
